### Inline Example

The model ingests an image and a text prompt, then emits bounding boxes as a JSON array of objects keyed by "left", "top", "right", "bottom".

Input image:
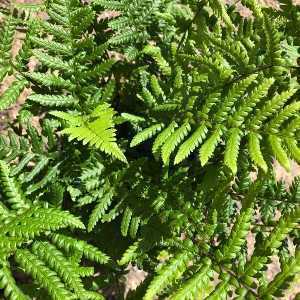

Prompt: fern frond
[
  {"left": 0, "top": 16, "right": 16, "bottom": 62},
  {"left": 118, "top": 240, "right": 141, "bottom": 266},
  {"left": 264, "top": 205, "right": 300, "bottom": 250},
  {"left": 161, "top": 122, "right": 191, "bottom": 164},
  {"left": 250, "top": 88, "right": 298, "bottom": 130},
  {"left": 267, "top": 102, "right": 300, "bottom": 134},
  {"left": 14, "top": 249, "right": 75, "bottom": 300},
  {"left": 215, "top": 74, "right": 257, "bottom": 123},
  {"left": 208, "top": 0, "right": 234, "bottom": 30},
  {"left": 259, "top": 250, "right": 300, "bottom": 297},
  {"left": 0, "top": 160, "right": 29, "bottom": 211},
  {"left": 217, "top": 207, "right": 253, "bottom": 261},
  {"left": 268, "top": 135, "right": 290, "bottom": 171},
  {"left": 143, "top": 45, "right": 172, "bottom": 76},
  {"left": 152, "top": 121, "right": 177, "bottom": 153},
  {"left": 224, "top": 128, "right": 242, "bottom": 175},
  {"left": 205, "top": 274, "right": 230, "bottom": 300},
  {"left": 130, "top": 123, "right": 164, "bottom": 147},
  {"left": 175, "top": 124, "right": 208, "bottom": 165},
  {"left": 28, "top": 94, "right": 78, "bottom": 107},
  {"left": 0, "top": 79, "right": 28, "bottom": 111},
  {"left": 32, "top": 50, "right": 70, "bottom": 71},
  {"left": 88, "top": 190, "right": 114, "bottom": 232},
  {"left": 248, "top": 132, "right": 268, "bottom": 172},
  {"left": 170, "top": 259, "right": 213, "bottom": 300},
  {"left": 199, "top": 126, "right": 224, "bottom": 166},
  {"left": 30, "top": 36, "right": 72, "bottom": 55},
  {"left": 230, "top": 77, "right": 275, "bottom": 127},
  {"left": 0, "top": 261, "right": 30, "bottom": 300},
  {"left": 121, "top": 206, "right": 133, "bottom": 237},
  {"left": 26, "top": 72, "right": 74, "bottom": 89},
  {"left": 54, "top": 105, "right": 127, "bottom": 163},
  {"left": 50, "top": 234, "right": 110, "bottom": 264},
  {"left": 31, "top": 242, "right": 87, "bottom": 295},
  {"left": 144, "top": 251, "right": 193, "bottom": 300}
]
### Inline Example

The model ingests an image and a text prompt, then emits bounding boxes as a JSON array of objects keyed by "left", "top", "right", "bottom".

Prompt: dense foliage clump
[{"left": 0, "top": 0, "right": 300, "bottom": 299}]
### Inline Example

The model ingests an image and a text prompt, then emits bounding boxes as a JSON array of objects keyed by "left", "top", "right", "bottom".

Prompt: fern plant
[
  {"left": 0, "top": 160, "right": 109, "bottom": 300},
  {"left": 0, "top": 0, "right": 300, "bottom": 299},
  {"left": 130, "top": 38, "right": 299, "bottom": 174}
]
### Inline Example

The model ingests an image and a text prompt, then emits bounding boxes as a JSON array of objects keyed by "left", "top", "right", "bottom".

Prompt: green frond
[
  {"left": 170, "top": 259, "right": 213, "bottom": 300},
  {"left": 0, "top": 206, "right": 84, "bottom": 239},
  {"left": 268, "top": 135, "right": 290, "bottom": 171},
  {"left": 161, "top": 122, "right": 191, "bottom": 164},
  {"left": 139, "top": 87, "right": 157, "bottom": 106},
  {"left": 10, "top": 153, "right": 35, "bottom": 177},
  {"left": 143, "top": 45, "right": 172, "bottom": 76},
  {"left": 88, "top": 190, "right": 114, "bottom": 232},
  {"left": 26, "top": 72, "right": 74, "bottom": 89},
  {"left": 201, "top": 92, "right": 221, "bottom": 118},
  {"left": 224, "top": 128, "right": 242, "bottom": 175},
  {"left": 250, "top": 88, "right": 298, "bottom": 130},
  {"left": 23, "top": 157, "right": 50, "bottom": 183},
  {"left": 215, "top": 74, "right": 257, "bottom": 123},
  {"left": 129, "top": 216, "right": 141, "bottom": 238},
  {"left": 248, "top": 132, "right": 268, "bottom": 172},
  {"left": 0, "top": 79, "right": 28, "bottom": 111},
  {"left": 283, "top": 117, "right": 300, "bottom": 137},
  {"left": 121, "top": 207, "right": 133, "bottom": 237},
  {"left": 205, "top": 274, "right": 231, "bottom": 300},
  {"left": 0, "top": 16, "right": 16, "bottom": 62},
  {"left": 152, "top": 121, "right": 177, "bottom": 153},
  {"left": 217, "top": 207, "right": 253, "bottom": 261},
  {"left": 199, "top": 126, "right": 224, "bottom": 166},
  {"left": 50, "top": 234, "right": 110, "bottom": 264},
  {"left": 38, "top": 20, "right": 70, "bottom": 40},
  {"left": 263, "top": 14, "right": 286, "bottom": 78},
  {"left": 230, "top": 77, "right": 275, "bottom": 127},
  {"left": 0, "top": 261, "right": 30, "bottom": 300},
  {"left": 150, "top": 75, "right": 164, "bottom": 98},
  {"left": 259, "top": 250, "right": 300, "bottom": 297},
  {"left": 264, "top": 205, "right": 300, "bottom": 250},
  {"left": 54, "top": 106, "right": 127, "bottom": 163},
  {"left": 25, "top": 163, "right": 60, "bottom": 195},
  {"left": 267, "top": 102, "right": 300, "bottom": 134},
  {"left": 30, "top": 36, "right": 72, "bottom": 55},
  {"left": 14, "top": 249, "right": 75, "bottom": 300},
  {"left": 28, "top": 94, "right": 78, "bottom": 107},
  {"left": 208, "top": 35, "right": 250, "bottom": 68},
  {"left": 130, "top": 123, "right": 164, "bottom": 147},
  {"left": 144, "top": 251, "right": 193, "bottom": 300},
  {"left": 174, "top": 124, "right": 208, "bottom": 165},
  {"left": 31, "top": 242, "right": 87, "bottom": 295},
  {"left": 0, "top": 160, "right": 29, "bottom": 211},
  {"left": 32, "top": 50, "right": 70, "bottom": 71},
  {"left": 208, "top": 0, "right": 234, "bottom": 30},
  {"left": 83, "top": 60, "right": 115, "bottom": 80},
  {"left": 285, "top": 138, "right": 300, "bottom": 163},
  {"left": 118, "top": 240, "right": 141, "bottom": 266}
]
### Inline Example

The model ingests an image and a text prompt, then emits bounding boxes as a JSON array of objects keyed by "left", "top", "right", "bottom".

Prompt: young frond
[{"left": 52, "top": 105, "right": 127, "bottom": 162}]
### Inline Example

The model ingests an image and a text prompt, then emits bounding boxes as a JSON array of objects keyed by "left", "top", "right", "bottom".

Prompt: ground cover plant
[{"left": 0, "top": 0, "right": 300, "bottom": 299}]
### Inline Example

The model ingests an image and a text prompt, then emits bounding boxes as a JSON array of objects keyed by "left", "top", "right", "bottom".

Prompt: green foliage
[{"left": 1, "top": 0, "right": 300, "bottom": 299}]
